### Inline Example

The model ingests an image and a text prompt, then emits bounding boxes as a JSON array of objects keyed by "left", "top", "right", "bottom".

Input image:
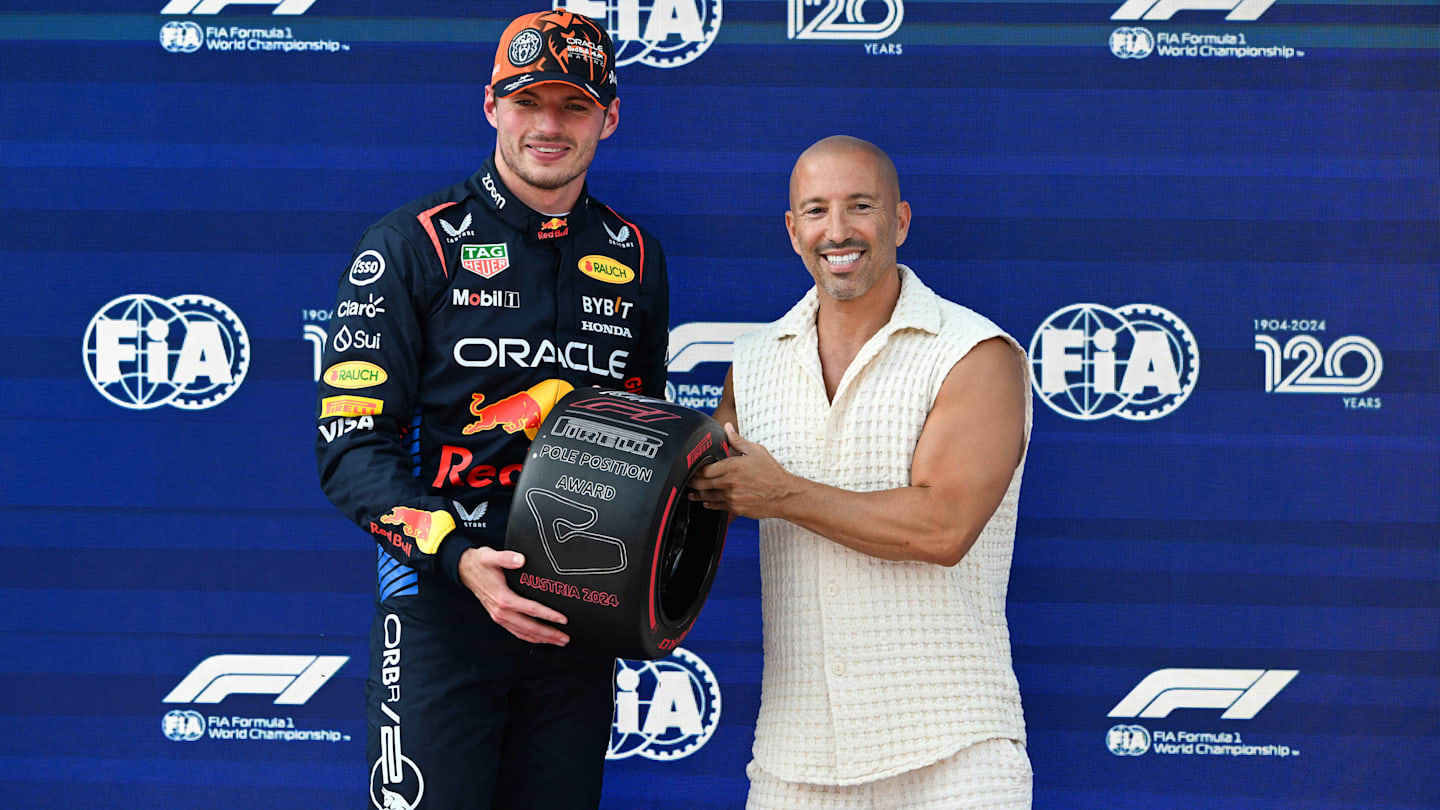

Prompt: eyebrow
[{"left": 795, "top": 192, "right": 880, "bottom": 208}]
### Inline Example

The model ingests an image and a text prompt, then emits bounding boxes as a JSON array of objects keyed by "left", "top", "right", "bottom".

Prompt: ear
[
  {"left": 598, "top": 97, "right": 620, "bottom": 140},
  {"left": 784, "top": 209, "right": 803, "bottom": 256},
  {"left": 483, "top": 85, "right": 499, "bottom": 130},
  {"left": 894, "top": 200, "right": 912, "bottom": 248}
]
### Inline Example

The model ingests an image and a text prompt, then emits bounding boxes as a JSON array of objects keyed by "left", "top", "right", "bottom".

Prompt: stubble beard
[{"left": 498, "top": 138, "right": 594, "bottom": 193}]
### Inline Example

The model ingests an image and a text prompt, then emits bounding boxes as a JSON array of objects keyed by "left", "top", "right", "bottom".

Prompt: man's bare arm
[{"left": 689, "top": 338, "right": 1025, "bottom": 566}]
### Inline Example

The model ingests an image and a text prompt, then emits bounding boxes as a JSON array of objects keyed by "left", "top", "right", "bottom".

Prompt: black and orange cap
[{"left": 491, "top": 9, "right": 618, "bottom": 108}]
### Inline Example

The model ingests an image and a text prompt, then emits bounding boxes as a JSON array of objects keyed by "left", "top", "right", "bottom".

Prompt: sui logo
[
  {"left": 1109, "top": 26, "right": 1154, "bottom": 58},
  {"left": 83, "top": 293, "right": 250, "bottom": 410},
  {"left": 608, "top": 647, "right": 721, "bottom": 760},
  {"left": 162, "top": 709, "right": 207, "bottom": 742},
  {"left": 160, "top": 20, "right": 203, "bottom": 52},
  {"left": 1029, "top": 303, "right": 1199, "bottom": 421},
  {"left": 789, "top": 0, "right": 903, "bottom": 41},
  {"left": 560, "top": 0, "right": 722, "bottom": 68},
  {"left": 1106, "top": 724, "right": 1152, "bottom": 756}
]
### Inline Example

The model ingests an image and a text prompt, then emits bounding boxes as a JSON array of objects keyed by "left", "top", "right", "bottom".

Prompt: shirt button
[
  {"left": 831, "top": 662, "right": 845, "bottom": 677},
  {"left": 825, "top": 583, "right": 839, "bottom": 597}
]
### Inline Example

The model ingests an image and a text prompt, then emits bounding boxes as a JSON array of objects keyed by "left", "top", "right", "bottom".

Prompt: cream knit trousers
[{"left": 745, "top": 739, "right": 1032, "bottom": 810}]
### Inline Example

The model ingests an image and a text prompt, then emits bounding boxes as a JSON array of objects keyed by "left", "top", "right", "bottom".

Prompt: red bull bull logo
[
  {"left": 462, "top": 379, "right": 574, "bottom": 440},
  {"left": 538, "top": 217, "right": 569, "bottom": 240},
  {"left": 378, "top": 506, "right": 454, "bottom": 555}
]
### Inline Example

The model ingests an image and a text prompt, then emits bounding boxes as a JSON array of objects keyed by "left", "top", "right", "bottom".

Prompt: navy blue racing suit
[{"left": 316, "top": 154, "right": 668, "bottom": 809}]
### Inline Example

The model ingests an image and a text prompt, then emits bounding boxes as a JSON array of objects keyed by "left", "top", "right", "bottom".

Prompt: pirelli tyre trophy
[{"left": 505, "top": 388, "right": 730, "bottom": 660}]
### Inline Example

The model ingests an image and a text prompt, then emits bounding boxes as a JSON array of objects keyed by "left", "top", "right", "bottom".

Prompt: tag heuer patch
[{"left": 461, "top": 244, "right": 510, "bottom": 278}]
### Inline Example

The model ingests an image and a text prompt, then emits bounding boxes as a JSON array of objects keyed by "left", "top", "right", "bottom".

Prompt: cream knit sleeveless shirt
[{"left": 731, "top": 266, "right": 1030, "bottom": 785}]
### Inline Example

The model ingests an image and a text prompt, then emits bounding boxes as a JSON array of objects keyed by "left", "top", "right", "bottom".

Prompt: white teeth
[
  {"left": 532, "top": 146, "right": 565, "bottom": 154},
  {"left": 825, "top": 252, "right": 861, "bottom": 267}
]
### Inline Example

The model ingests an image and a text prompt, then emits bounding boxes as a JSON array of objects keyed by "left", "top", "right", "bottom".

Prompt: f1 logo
[
  {"left": 1109, "top": 668, "right": 1297, "bottom": 719},
  {"left": 161, "top": 0, "right": 316, "bottom": 14},
  {"left": 1112, "top": 0, "right": 1276, "bottom": 21},
  {"left": 163, "top": 654, "right": 349, "bottom": 704}
]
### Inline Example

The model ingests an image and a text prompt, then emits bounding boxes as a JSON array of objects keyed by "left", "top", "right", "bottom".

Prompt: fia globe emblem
[
  {"left": 1110, "top": 27, "right": 1154, "bottom": 58},
  {"left": 83, "top": 294, "right": 250, "bottom": 410},
  {"left": 1029, "top": 303, "right": 1199, "bottom": 421},
  {"left": 163, "top": 709, "right": 206, "bottom": 742},
  {"left": 160, "top": 20, "right": 203, "bottom": 53},
  {"left": 608, "top": 647, "right": 721, "bottom": 760},
  {"left": 1107, "top": 724, "right": 1152, "bottom": 756}
]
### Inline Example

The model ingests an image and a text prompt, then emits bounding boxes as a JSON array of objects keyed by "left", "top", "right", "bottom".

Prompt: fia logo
[
  {"left": 163, "top": 709, "right": 207, "bottom": 742},
  {"left": 559, "top": 0, "right": 722, "bottom": 68},
  {"left": 789, "top": 0, "right": 903, "bottom": 41},
  {"left": 1106, "top": 724, "right": 1152, "bottom": 756},
  {"left": 160, "top": 21, "right": 203, "bottom": 52},
  {"left": 1029, "top": 303, "right": 1199, "bottom": 421},
  {"left": 608, "top": 647, "right": 722, "bottom": 760},
  {"left": 84, "top": 293, "right": 250, "bottom": 410},
  {"left": 1112, "top": 0, "right": 1276, "bottom": 21},
  {"left": 1110, "top": 26, "right": 1155, "bottom": 58}
]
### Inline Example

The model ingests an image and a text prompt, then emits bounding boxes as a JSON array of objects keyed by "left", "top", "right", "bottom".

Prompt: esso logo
[
  {"left": 1029, "top": 303, "right": 1199, "bottom": 421},
  {"left": 348, "top": 250, "right": 386, "bottom": 286},
  {"left": 560, "top": 0, "right": 722, "bottom": 69},
  {"left": 83, "top": 293, "right": 250, "bottom": 410},
  {"left": 608, "top": 647, "right": 721, "bottom": 761}
]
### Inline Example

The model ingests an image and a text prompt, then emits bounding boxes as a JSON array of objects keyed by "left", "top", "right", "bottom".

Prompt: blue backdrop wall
[{"left": 2, "top": 1, "right": 1436, "bottom": 807}]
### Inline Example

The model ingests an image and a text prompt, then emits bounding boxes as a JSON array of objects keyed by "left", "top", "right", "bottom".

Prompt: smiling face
[
  {"left": 785, "top": 139, "right": 911, "bottom": 302},
  {"left": 485, "top": 81, "right": 619, "bottom": 211}
]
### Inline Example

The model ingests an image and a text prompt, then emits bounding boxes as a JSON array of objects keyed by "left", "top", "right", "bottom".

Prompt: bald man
[{"left": 689, "top": 136, "right": 1033, "bottom": 809}]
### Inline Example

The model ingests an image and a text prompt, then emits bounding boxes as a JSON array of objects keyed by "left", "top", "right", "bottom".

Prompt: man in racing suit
[{"left": 315, "top": 11, "right": 667, "bottom": 809}]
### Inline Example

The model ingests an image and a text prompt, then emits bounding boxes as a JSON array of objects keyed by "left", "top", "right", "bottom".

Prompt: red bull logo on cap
[{"left": 462, "top": 378, "right": 575, "bottom": 440}]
